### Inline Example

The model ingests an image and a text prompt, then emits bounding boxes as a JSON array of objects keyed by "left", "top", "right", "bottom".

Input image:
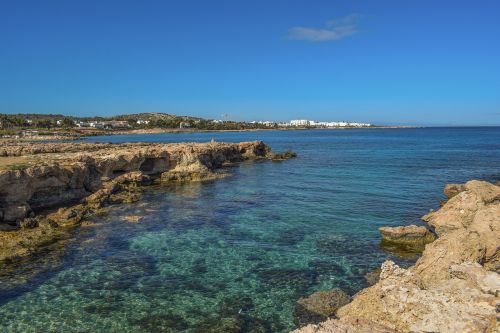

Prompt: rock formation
[
  {"left": 270, "top": 150, "right": 298, "bottom": 161},
  {"left": 293, "top": 180, "right": 500, "bottom": 333},
  {"left": 379, "top": 224, "right": 436, "bottom": 255},
  {"left": 0, "top": 140, "right": 275, "bottom": 263},
  {"left": 0, "top": 141, "right": 269, "bottom": 223}
]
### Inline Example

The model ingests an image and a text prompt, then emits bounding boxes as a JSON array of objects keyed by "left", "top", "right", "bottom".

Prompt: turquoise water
[{"left": 1, "top": 128, "right": 499, "bottom": 332}]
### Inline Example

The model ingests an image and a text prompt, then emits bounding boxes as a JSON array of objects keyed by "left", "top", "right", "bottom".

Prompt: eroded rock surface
[
  {"left": 0, "top": 140, "right": 271, "bottom": 263},
  {"left": 293, "top": 180, "right": 500, "bottom": 333},
  {"left": 0, "top": 141, "right": 269, "bottom": 223}
]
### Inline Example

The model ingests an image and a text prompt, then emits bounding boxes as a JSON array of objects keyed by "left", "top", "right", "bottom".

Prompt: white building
[
  {"left": 74, "top": 121, "right": 90, "bottom": 127},
  {"left": 250, "top": 121, "right": 275, "bottom": 127},
  {"left": 89, "top": 122, "right": 105, "bottom": 129},
  {"left": 287, "top": 120, "right": 371, "bottom": 128},
  {"left": 290, "top": 119, "right": 310, "bottom": 126},
  {"left": 136, "top": 119, "right": 150, "bottom": 125}
]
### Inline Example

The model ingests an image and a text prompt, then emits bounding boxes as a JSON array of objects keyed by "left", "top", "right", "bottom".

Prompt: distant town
[
  {"left": 251, "top": 120, "right": 372, "bottom": 128},
  {"left": 0, "top": 113, "right": 374, "bottom": 139}
]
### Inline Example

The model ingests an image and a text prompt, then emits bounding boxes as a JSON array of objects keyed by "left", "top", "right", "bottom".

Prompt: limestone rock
[
  {"left": 379, "top": 224, "right": 435, "bottom": 254},
  {"left": 294, "top": 180, "right": 500, "bottom": 333},
  {"left": 0, "top": 140, "right": 269, "bottom": 223},
  {"left": 291, "top": 316, "right": 396, "bottom": 333},
  {"left": 0, "top": 140, "right": 271, "bottom": 263},
  {"left": 270, "top": 150, "right": 297, "bottom": 161},
  {"left": 422, "top": 180, "right": 500, "bottom": 236},
  {"left": 416, "top": 180, "right": 500, "bottom": 284}
]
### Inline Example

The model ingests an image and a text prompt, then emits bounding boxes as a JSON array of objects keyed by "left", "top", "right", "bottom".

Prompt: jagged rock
[
  {"left": 422, "top": 180, "right": 500, "bottom": 236},
  {"left": 0, "top": 141, "right": 269, "bottom": 223},
  {"left": 337, "top": 261, "right": 499, "bottom": 333},
  {"left": 294, "top": 180, "right": 500, "bottom": 333},
  {"left": 418, "top": 180, "right": 500, "bottom": 281}
]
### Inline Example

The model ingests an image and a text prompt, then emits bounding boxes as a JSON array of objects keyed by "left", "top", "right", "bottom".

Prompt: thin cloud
[{"left": 289, "top": 14, "right": 361, "bottom": 42}]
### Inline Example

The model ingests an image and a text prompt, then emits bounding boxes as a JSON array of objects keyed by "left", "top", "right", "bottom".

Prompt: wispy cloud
[{"left": 289, "top": 14, "right": 361, "bottom": 42}]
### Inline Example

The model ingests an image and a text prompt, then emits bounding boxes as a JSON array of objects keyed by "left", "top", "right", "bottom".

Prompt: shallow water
[{"left": 1, "top": 128, "right": 499, "bottom": 332}]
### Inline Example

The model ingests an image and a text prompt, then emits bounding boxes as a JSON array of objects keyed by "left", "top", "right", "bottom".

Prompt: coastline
[
  {"left": 293, "top": 180, "right": 500, "bottom": 333},
  {"left": 0, "top": 140, "right": 289, "bottom": 264},
  {"left": 0, "top": 126, "right": 420, "bottom": 142},
  {"left": 1, "top": 134, "right": 498, "bottom": 332}
]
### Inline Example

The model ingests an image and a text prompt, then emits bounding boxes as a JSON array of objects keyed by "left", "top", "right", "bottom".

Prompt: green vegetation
[
  {"left": 0, "top": 112, "right": 274, "bottom": 136},
  {"left": 6, "top": 163, "right": 30, "bottom": 171}
]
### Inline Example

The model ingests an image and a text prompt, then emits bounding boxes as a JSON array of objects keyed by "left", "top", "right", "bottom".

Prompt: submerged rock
[
  {"left": 257, "top": 268, "right": 319, "bottom": 292},
  {"left": 363, "top": 268, "right": 381, "bottom": 286},
  {"left": 270, "top": 150, "right": 297, "bottom": 161},
  {"left": 122, "top": 215, "right": 142, "bottom": 223},
  {"left": 294, "top": 289, "right": 350, "bottom": 327},
  {"left": 129, "top": 313, "right": 189, "bottom": 332}
]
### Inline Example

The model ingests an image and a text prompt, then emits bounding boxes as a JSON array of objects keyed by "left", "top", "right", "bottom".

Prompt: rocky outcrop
[
  {"left": 379, "top": 224, "right": 436, "bottom": 255},
  {"left": 416, "top": 180, "right": 500, "bottom": 283},
  {"left": 270, "top": 150, "right": 298, "bottom": 161},
  {"left": 294, "top": 289, "right": 351, "bottom": 327},
  {"left": 0, "top": 141, "right": 269, "bottom": 224},
  {"left": 293, "top": 180, "right": 500, "bottom": 333},
  {"left": 0, "top": 140, "right": 273, "bottom": 263}
]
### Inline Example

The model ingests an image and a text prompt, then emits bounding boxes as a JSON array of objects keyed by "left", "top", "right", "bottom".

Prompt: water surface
[{"left": 1, "top": 128, "right": 499, "bottom": 332}]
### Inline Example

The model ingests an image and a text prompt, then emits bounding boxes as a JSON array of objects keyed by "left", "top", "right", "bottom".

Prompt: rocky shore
[
  {"left": 294, "top": 180, "right": 500, "bottom": 333},
  {"left": 0, "top": 140, "right": 292, "bottom": 264}
]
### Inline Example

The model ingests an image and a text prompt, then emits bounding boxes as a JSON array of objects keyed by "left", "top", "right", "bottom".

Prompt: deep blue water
[{"left": 1, "top": 128, "right": 499, "bottom": 332}]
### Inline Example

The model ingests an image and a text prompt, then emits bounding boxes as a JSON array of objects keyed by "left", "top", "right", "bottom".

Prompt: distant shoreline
[
  {"left": 0, "top": 125, "right": 421, "bottom": 141},
  {"left": 110, "top": 125, "right": 419, "bottom": 135},
  {"left": 5, "top": 125, "right": 500, "bottom": 142}
]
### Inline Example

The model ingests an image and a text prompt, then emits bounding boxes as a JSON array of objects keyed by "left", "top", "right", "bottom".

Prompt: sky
[{"left": 1, "top": 0, "right": 499, "bottom": 126}]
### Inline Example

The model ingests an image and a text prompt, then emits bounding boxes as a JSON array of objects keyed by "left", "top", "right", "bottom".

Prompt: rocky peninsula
[
  {"left": 0, "top": 140, "right": 290, "bottom": 264},
  {"left": 294, "top": 180, "right": 500, "bottom": 333}
]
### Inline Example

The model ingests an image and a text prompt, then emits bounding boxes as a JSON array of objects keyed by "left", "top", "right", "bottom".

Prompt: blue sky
[{"left": 1, "top": 0, "right": 499, "bottom": 125}]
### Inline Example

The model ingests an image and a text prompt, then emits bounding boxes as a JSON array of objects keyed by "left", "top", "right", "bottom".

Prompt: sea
[{"left": 0, "top": 127, "right": 499, "bottom": 332}]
